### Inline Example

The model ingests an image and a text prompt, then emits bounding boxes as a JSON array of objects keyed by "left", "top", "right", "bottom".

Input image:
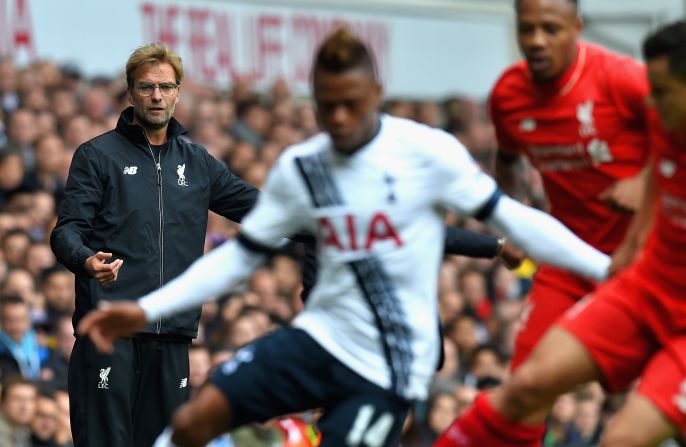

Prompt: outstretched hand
[{"left": 77, "top": 302, "right": 147, "bottom": 353}]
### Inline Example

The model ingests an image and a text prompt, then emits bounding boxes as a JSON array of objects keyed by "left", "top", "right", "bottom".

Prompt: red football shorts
[
  {"left": 511, "top": 268, "right": 595, "bottom": 370},
  {"left": 558, "top": 270, "right": 686, "bottom": 434}
]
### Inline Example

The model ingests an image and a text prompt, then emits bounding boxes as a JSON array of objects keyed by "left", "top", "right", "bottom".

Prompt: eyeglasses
[{"left": 133, "top": 82, "right": 179, "bottom": 97}]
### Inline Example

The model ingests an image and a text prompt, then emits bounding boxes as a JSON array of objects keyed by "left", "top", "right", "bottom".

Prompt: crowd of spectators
[{"left": 0, "top": 54, "right": 612, "bottom": 446}]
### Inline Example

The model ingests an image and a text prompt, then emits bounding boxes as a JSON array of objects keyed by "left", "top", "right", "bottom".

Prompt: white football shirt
[{"left": 240, "top": 115, "right": 497, "bottom": 399}]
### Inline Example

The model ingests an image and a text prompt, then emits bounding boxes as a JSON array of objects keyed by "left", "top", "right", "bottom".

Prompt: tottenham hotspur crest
[
  {"left": 177, "top": 163, "right": 188, "bottom": 186},
  {"left": 98, "top": 366, "right": 111, "bottom": 389}
]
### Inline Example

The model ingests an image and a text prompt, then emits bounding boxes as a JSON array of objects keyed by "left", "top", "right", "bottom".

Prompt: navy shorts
[{"left": 210, "top": 327, "right": 411, "bottom": 446}]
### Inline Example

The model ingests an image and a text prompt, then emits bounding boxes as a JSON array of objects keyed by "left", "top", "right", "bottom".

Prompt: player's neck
[
  {"left": 533, "top": 42, "right": 583, "bottom": 95},
  {"left": 336, "top": 115, "right": 382, "bottom": 156}
]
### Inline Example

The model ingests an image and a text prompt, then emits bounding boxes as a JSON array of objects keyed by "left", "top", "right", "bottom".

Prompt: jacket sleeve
[
  {"left": 205, "top": 152, "right": 260, "bottom": 222},
  {"left": 50, "top": 144, "right": 101, "bottom": 277},
  {"left": 444, "top": 226, "right": 499, "bottom": 258}
]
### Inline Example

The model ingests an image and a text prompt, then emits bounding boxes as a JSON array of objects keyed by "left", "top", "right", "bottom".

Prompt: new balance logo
[
  {"left": 123, "top": 166, "right": 138, "bottom": 175},
  {"left": 98, "top": 366, "right": 111, "bottom": 389},
  {"left": 179, "top": 378, "right": 188, "bottom": 388}
]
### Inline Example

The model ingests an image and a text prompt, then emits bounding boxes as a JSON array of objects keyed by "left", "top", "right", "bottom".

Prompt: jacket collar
[{"left": 115, "top": 107, "right": 188, "bottom": 145}]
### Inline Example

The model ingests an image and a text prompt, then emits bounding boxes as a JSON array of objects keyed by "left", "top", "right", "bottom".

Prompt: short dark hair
[
  {"left": 1, "top": 375, "right": 35, "bottom": 402},
  {"left": 643, "top": 20, "right": 686, "bottom": 81},
  {"left": 313, "top": 27, "right": 377, "bottom": 81},
  {"left": 0, "top": 294, "right": 25, "bottom": 307},
  {"left": 515, "top": 0, "right": 578, "bottom": 13}
]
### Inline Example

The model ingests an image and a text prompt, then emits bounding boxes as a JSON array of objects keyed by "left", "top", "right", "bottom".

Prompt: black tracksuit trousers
[{"left": 69, "top": 336, "right": 190, "bottom": 447}]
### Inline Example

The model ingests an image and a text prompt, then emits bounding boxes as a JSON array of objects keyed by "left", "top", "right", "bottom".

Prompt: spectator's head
[
  {"left": 550, "top": 392, "right": 577, "bottom": 425},
  {"left": 27, "top": 242, "right": 54, "bottom": 278},
  {"left": 22, "top": 88, "right": 50, "bottom": 113},
  {"left": 7, "top": 108, "right": 37, "bottom": 147},
  {"left": 82, "top": 87, "right": 111, "bottom": 123},
  {"left": 454, "top": 385, "right": 478, "bottom": 416},
  {"left": 438, "top": 290, "right": 464, "bottom": 324},
  {"left": 434, "top": 337, "right": 459, "bottom": 380},
  {"left": 31, "top": 389, "right": 58, "bottom": 442},
  {"left": 2, "top": 269, "right": 36, "bottom": 305},
  {"left": 53, "top": 314, "right": 75, "bottom": 360},
  {"left": 459, "top": 267, "right": 488, "bottom": 315},
  {"left": 125, "top": 42, "right": 183, "bottom": 131},
  {"left": 2, "top": 228, "right": 31, "bottom": 269},
  {"left": 40, "top": 266, "right": 74, "bottom": 313},
  {"left": 0, "top": 57, "right": 16, "bottom": 95},
  {"left": 64, "top": 114, "right": 92, "bottom": 149},
  {"left": 0, "top": 150, "right": 24, "bottom": 191},
  {"left": 271, "top": 255, "right": 301, "bottom": 297},
  {"left": 515, "top": 0, "right": 581, "bottom": 82},
  {"left": 34, "top": 134, "right": 65, "bottom": 175},
  {"left": 242, "top": 161, "right": 269, "bottom": 190},
  {"left": 53, "top": 389, "right": 71, "bottom": 445},
  {"left": 188, "top": 344, "right": 211, "bottom": 391},
  {"left": 50, "top": 88, "right": 78, "bottom": 124},
  {"left": 0, "top": 296, "right": 31, "bottom": 342},
  {"left": 447, "top": 314, "right": 479, "bottom": 359},
  {"left": 30, "top": 190, "right": 56, "bottom": 231},
  {"left": 468, "top": 343, "right": 506, "bottom": 383},
  {"left": 643, "top": 20, "right": 686, "bottom": 131},
  {"left": 426, "top": 391, "right": 459, "bottom": 437},
  {"left": 312, "top": 27, "right": 382, "bottom": 154},
  {"left": 574, "top": 393, "right": 601, "bottom": 440},
  {"left": 1, "top": 375, "right": 36, "bottom": 426}
]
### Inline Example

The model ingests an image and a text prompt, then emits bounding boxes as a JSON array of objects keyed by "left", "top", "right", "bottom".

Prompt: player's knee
[
  {"left": 600, "top": 429, "right": 645, "bottom": 447},
  {"left": 504, "top": 362, "right": 554, "bottom": 412},
  {"left": 171, "top": 406, "right": 214, "bottom": 447}
]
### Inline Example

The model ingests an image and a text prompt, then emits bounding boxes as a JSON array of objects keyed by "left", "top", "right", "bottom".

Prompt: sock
[
  {"left": 152, "top": 427, "right": 179, "bottom": 447},
  {"left": 434, "top": 393, "right": 545, "bottom": 447}
]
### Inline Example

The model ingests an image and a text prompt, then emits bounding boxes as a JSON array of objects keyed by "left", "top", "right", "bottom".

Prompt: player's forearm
[
  {"left": 486, "top": 196, "right": 610, "bottom": 280},
  {"left": 139, "top": 239, "right": 265, "bottom": 321},
  {"left": 495, "top": 151, "right": 529, "bottom": 202},
  {"left": 619, "top": 168, "right": 656, "bottom": 253},
  {"left": 444, "top": 227, "right": 499, "bottom": 258}
]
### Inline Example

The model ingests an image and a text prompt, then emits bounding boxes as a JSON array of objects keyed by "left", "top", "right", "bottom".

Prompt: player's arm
[
  {"left": 598, "top": 167, "right": 649, "bottom": 214},
  {"left": 78, "top": 157, "right": 309, "bottom": 352},
  {"left": 435, "top": 132, "right": 609, "bottom": 281},
  {"left": 609, "top": 166, "right": 656, "bottom": 275},
  {"left": 50, "top": 144, "right": 123, "bottom": 284},
  {"left": 444, "top": 227, "right": 523, "bottom": 269},
  {"left": 481, "top": 193, "right": 609, "bottom": 280},
  {"left": 495, "top": 149, "right": 530, "bottom": 202}
]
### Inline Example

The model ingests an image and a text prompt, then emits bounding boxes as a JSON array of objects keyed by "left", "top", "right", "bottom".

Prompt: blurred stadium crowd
[{"left": 0, "top": 55, "right": 615, "bottom": 446}]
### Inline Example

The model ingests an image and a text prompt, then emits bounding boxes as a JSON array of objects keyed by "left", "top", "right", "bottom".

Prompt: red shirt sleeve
[
  {"left": 488, "top": 78, "right": 520, "bottom": 155},
  {"left": 604, "top": 53, "right": 650, "bottom": 130}
]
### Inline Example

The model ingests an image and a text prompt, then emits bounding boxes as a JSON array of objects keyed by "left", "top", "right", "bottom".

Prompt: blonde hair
[{"left": 125, "top": 42, "right": 184, "bottom": 86}]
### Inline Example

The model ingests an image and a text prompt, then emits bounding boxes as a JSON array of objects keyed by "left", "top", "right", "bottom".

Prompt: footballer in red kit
[
  {"left": 437, "top": 18, "right": 686, "bottom": 447},
  {"left": 490, "top": 0, "right": 649, "bottom": 369}
]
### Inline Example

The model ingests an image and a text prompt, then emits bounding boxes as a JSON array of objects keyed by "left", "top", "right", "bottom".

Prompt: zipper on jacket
[{"left": 142, "top": 129, "right": 164, "bottom": 334}]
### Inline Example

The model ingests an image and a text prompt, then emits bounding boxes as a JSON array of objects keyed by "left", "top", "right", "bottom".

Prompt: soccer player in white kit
[{"left": 78, "top": 28, "right": 610, "bottom": 447}]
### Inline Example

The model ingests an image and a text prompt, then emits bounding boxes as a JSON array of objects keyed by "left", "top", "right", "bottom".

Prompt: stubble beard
[{"left": 136, "top": 106, "right": 174, "bottom": 131}]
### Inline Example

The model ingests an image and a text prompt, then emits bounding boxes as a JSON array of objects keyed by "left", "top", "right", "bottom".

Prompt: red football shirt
[
  {"left": 634, "top": 111, "right": 686, "bottom": 299},
  {"left": 489, "top": 42, "right": 650, "bottom": 294}
]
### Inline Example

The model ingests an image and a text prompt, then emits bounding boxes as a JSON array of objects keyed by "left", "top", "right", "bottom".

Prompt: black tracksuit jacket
[{"left": 51, "top": 107, "right": 258, "bottom": 338}]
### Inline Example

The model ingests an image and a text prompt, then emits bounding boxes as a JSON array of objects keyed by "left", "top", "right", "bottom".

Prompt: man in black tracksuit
[{"left": 50, "top": 43, "right": 258, "bottom": 447}]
